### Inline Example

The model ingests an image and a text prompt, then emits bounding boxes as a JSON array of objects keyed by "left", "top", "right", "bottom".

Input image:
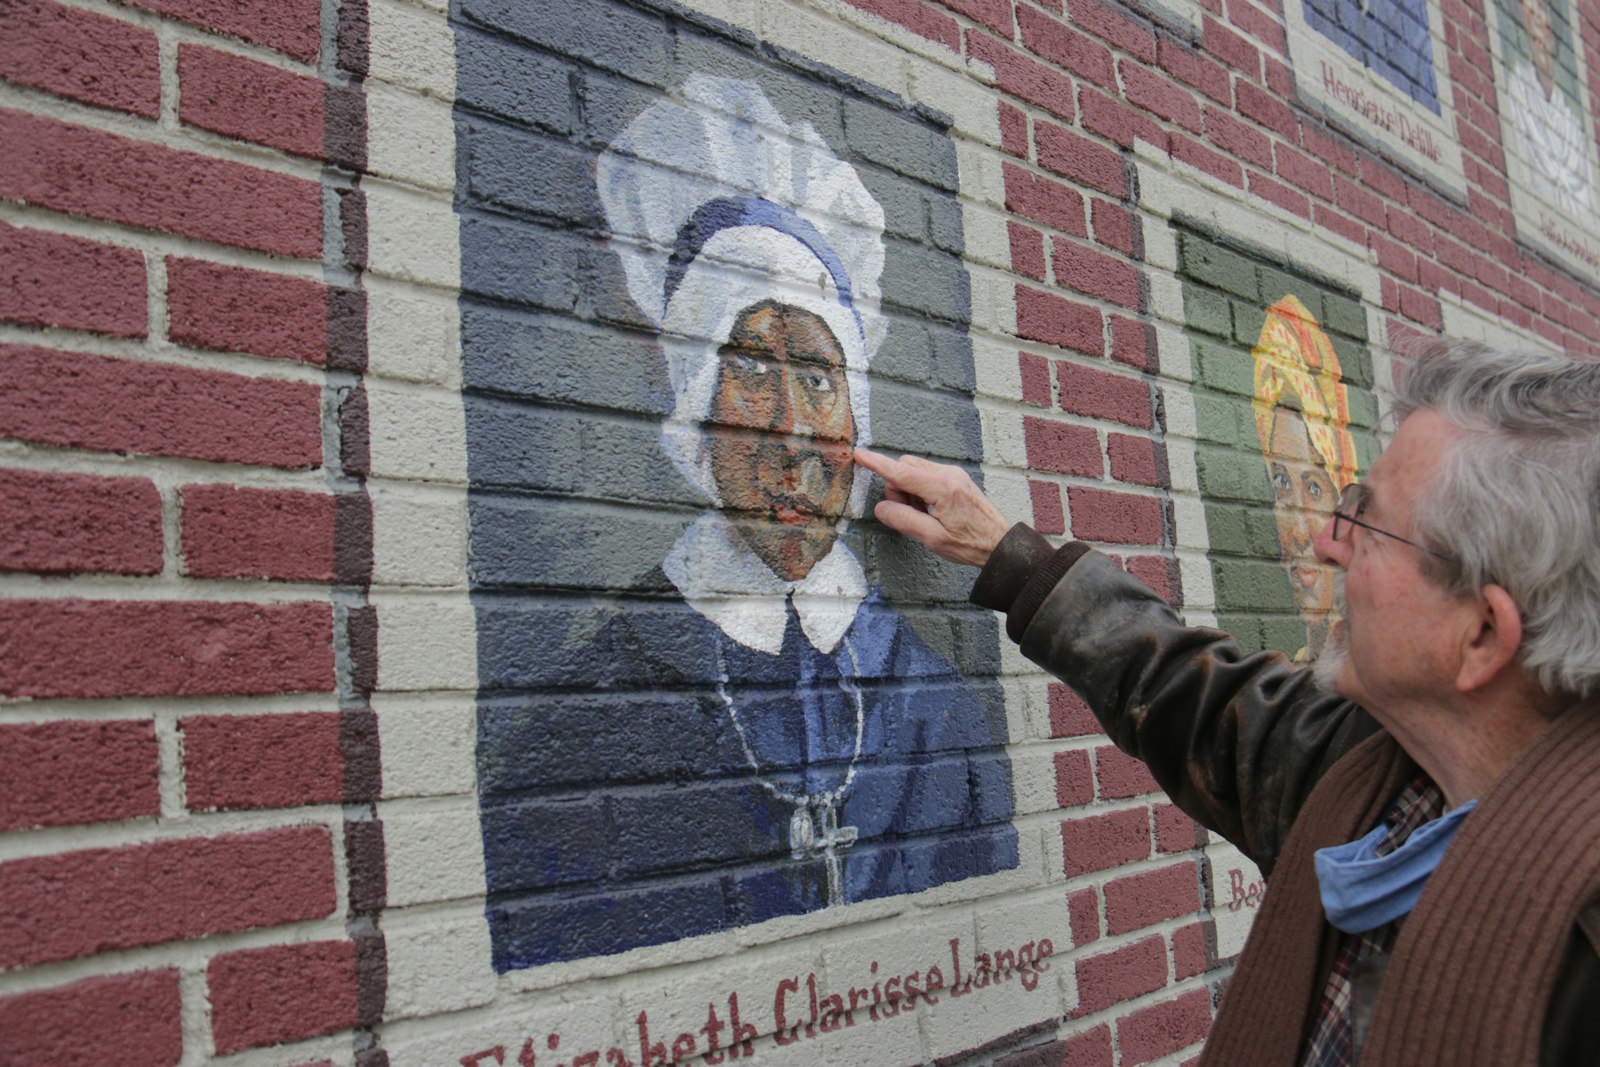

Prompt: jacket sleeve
[{"left": 972, "top": 525, "right": 1380, "bottom": 875}]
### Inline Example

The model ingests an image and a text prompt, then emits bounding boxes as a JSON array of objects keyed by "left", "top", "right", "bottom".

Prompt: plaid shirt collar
[{"left": 1299, "top": 774, "right": 1447, "bottom": 1067}]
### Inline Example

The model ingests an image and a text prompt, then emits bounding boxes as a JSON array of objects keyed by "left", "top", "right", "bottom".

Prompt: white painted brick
[
  {"left": 972, "top": 336, "right": 1022, "bottom": 401},
  {"left": 366, "top": 81, "right": 456, "bottom": 192},
  {"left": 376, "top": 697, "right": 477, "bottom": 798},
  {"left": 382, "top": 908, "right": 497, "bottom": 1019},
  {"left": 368, "top": 0, "right": 456, "bottom": 100},
  {"left": 380, "top": 797, "right": 488, "bottom": 907},
  {"left": 969, "top": 268, "right": 1015, "bottom": 336},
  {"left": 811, "top": 917, "right": 968, "bottom": 1064},
  {"left": 366, "top": 381, "right": 470, "bottom": 485},
  {"left": 366, "top": 275, "right": 462, "bottom": 386},
  {"left": 909, "top": 63, "right": 1000, "bottom": 146},
  {"left": 365, "top": 180, "right": 462, "bottom": 290},
  {"left": 374, "top": 592, "right": 478, "bottom": 692},
  {"left": 1147, "top": 271, "right": 1187, "bottom": 330},
  {"left": 762, "top": 3, "right": 910, "bottom": 99},
  {"left": 370, "top": 481, "right": 469, "bottom": 588},
  {"left": 961, "top": 203, "right": 1013, "bottom": 271},
  {"left": 1205, "top": 839, "right": 1264, "bottom": 959},
  {"left": 1177, "top": 550, "right": 1218, "bottom": 621},
  {"left": 1008, "top": 748, "right": 1061, "bottom": 815},
  {"left": 613, "top": 945, "right": 823, "bottom": 1057},
  {"left": 381, "top": 992, "right": 624, "bottom": 1067},
  {"left": 957, "top": 140, "right": 1006, "bottom": 210},
  {"left": 980, "top": 413, "right": 1028, "bottom": 472},
  {"left": 1154, "top": 322, "right": 1193, "bottom": 381}
]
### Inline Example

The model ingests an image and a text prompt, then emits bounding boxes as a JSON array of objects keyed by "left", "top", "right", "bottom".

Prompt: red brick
[
  {"left": 179, "top": 44, "right": 325, "bottom": 159},
  {"left": 1154, "top": 802, "right": 1202, "bottom": 852},
  {"left": 1334, "top": 174, "right": 1387, "bottom": 228},
  {"left": 1016, "top": 285, "right": 1103, "bottom": 354},
  {"left": 1054, "top": 746, "right": 1092, "bottom": 805},
  {"left": 1056, "top": 239, "right": 1140, "bottom": 309},
  {"left": 167, "top": 257, "right": 330, "bottom": 363},
  {"left": 1117, "top": 986, "right": 1212, "bottom": 1064},
  {"left": 1158, "top": 37, "right": 1231, "bottom": 104},
  {"left": 0, "top": 109, "right": 322, "bottom": 258},
  {"left": 182, "top": 712, "right": 343, "bottom": 811},
  {"left": 942, "top": 0, "right": 1015, "bottom": 34},
  {"left": 0, "top": 467, "right": 162, "bottom": 576},
  {"left": 1248, "top": 171, "right": 1310, "bottom": 218},
  {"left": 1090, "top": 199, "right": 1136, "bottom": 256},
  {"left": 0, "top": 970, "right": 182, "bottom": 1067},
  {"left": 999, "top": 101, "right": 1029, "bottom": 157},
  {"left": 1030, "top": 479, "right": 1066, "bottom": 534},
  {"left": 1074, "top": 0, "right": 1156, "bottom": 61},
  {"left": 1398, "top": 283, "right": 1442, "bottom": 329},
  {"left": 1313, "top": 203, "right": 1366, "bottom": 246},
  {"left": 1171, "top": 132, "right": 1243, "bottom": 187},
  {"left": 0, "top": 220, "right": 147, "bottom": 338},
  {"left": 1005, "top": 162, "right": 1088, "bottom": 234},
  {"left": 1110, "top": 314, "right": 1154, "bottom": 370},
  {"left": 1235, "top": 81, "right": 1295, "bottom": 139},
  {"left": 0, "top": 344, "right": 322, "bottom": 468},
  {"left": 1104, "top": 861, "right": 1202, "bottom": 935},
  {"left": 1081, "top": 86, "right": 1167, "bottom": 151},
  {"left": 1061, "top": 1023, "right": 1114, "bottom": 1067},
  {"left": 846, "top": 0, "right": 961, "bottom": 48},
  {"left": 1068, "top": 887, "right": 1101, "bottom": 945},
  {"left": 1227, "top": 0, "right": 1287, "bottom": 51},
  {"left": 1025, "top": 417, "right": 1104, "bottom": 477},
  {"left": 0, "top": 719, "right": 160, "bottom": 830},
  {"left": 0, "top": 0, "right": 160, "bottom": 117},
  {"left": 1062, "top": 806, "right": 1149, "bottom": 875},
  {"left": 1018, "top": 5, "right": 1116, "bottom": 88},
  {"left": 119, "top": 0, "right": 321, "bottom": 62},
  {"left": 1058, "top": 362, "right": 1152, "bottom": 426},
  {"left": 209, "top": 940, "right": 360, "bottom": 1053},
  {"left": 1274, "top": 141, "right": 1334, "bottom": 200},
  {"left": 1202, "top": 15, "right": 1259, "bottom": 76},
  {"left": 0, "top": 826, "right": 335, "bottom": 967},
  {"left": 1121, "top": 61, "right": 1202, "bottom": 131},
  {"left": 0, "top": 598, "right": 334, "bottom": 700},
  {"left": 1068, "top": 485, "right": 1164, "bottom": 544},
  {"left": 1096, "top": 741, "right": 1161, "bottom": 797},
  {"left": 1020, "top": 350, "right": 1052, "bottom": 405},
  {"left": 1009, "top": 221, "right": 1047, "bottom": 281},
  {"left": 1126, "top": 554, "right": 1178, "bottom": 602},
  {"left": 180, "top": 484, "right": 335, "bottom": 581},
  {"left": 1300, "top": 124, "right": 1359, "bottom": 176},
  {"left": 1036, "top": 122, "right": 1127, "bottom": 197},
  {"left": 967, "top": 33, "right": 1075, "bottom": 122},
  {"left": 1370, "top": 232, "right": 1418, "bottom": 283},
  {"left": 1108, "top": 432, "right": 1160, "bottom": 485},
  {"left": 1204, "top": 107, "right": 1272, "bottom": 169},
  {"left": 1050, "top": 682, "right": 1099, "bottom": 736},
  {"left": 1074, "top": 936, "right": 1167, "bottom": 1014},
  {"left": 1171, "top": 922, "right": 1210, "bottom": 979}
]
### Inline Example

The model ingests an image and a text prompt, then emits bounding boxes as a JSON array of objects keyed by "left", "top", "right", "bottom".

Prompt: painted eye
[
  {"left": 806, "top": 372, "right": 834, "bottom": 393},
  {"left": 730, "top": 353, "right": 767, "bottom": 376},
  {"left": 1271, "top": 465, "right": 1291, "bottom": 492},
  {"left": 1304, "top": 479, "right": 1323, "bottom": 500}
]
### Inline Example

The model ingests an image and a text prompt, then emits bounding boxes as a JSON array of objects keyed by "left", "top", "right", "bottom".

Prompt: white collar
[{"left": 662, "top": 511, "right": 867, "bottom": 656}]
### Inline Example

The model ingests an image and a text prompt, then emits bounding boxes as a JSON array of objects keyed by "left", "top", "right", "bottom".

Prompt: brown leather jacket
[{"left": 971, "top": 526, "right": 1600, "bottom": 1065}]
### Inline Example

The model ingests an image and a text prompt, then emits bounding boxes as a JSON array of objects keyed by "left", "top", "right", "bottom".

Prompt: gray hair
[{"left": 1394, "top": 342, "right": 1600, "bottom": 699}]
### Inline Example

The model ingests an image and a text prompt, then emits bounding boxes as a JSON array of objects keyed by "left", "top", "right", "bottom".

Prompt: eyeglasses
[{"left": 1330, "top": 483, "right": 1450, "bottom": 560}]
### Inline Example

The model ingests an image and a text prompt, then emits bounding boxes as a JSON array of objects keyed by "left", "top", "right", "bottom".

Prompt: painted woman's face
[
  {"left": 1267, "top": 408, "right": 1339, "bottom": 627},
  {"left": 708, "top": 300, "right": 856, "bottom": 581}
]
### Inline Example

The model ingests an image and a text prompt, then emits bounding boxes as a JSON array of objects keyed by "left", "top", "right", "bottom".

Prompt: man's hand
[{"left": 854, "top": 448, "right": 1013, "bottom": 568}]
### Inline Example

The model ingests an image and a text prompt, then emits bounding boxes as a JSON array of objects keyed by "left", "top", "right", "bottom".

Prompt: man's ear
[{"left": 1455, "top": 584, "right": 1523, "bottom": 693}]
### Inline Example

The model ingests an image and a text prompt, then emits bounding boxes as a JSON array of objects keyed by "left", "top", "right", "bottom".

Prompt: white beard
[{"left": 1310, "top": 573, "right": 1349, "bottom": 693}]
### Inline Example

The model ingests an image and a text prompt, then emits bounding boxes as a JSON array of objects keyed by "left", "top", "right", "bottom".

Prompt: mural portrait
[
  {"left": 1303, "top": 0, "right": 1439, "bottom": 110},
  {"left": 462, "top": 61, "right": 1016, "bottom": 973},
  {"left": 1251, "top": 297, "right": 1359, "bottom": 663},
  {"left": 1176, "top": 221, "right": 1378, "bottom": 658},
  {"left": 1492, "top": 0, "right": 1600, "bottom": 272}
]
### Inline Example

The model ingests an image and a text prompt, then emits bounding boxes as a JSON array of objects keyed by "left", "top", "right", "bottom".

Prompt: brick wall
[{"left": 3, "top": 0, "right": 1596, "bottom": 1066}]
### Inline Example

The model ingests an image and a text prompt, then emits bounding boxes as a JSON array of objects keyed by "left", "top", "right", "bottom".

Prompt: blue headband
[{"left": 663, "top": 197, "right": 864, "bottom": 343}]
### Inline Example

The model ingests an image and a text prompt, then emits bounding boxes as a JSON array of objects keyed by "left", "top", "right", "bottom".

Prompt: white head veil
[{"left": 596, "top": 74, "right": 887, "bottom": 519}]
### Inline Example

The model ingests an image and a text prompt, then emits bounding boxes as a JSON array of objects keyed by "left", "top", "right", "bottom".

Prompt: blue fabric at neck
[{"left": 1314, "top": 799, "right": 1478, "bottom": 934}]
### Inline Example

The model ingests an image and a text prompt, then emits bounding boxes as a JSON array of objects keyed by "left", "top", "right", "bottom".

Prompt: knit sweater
[{"left": 1200, "top": 704, "right": 1600, "bottom": 1066}]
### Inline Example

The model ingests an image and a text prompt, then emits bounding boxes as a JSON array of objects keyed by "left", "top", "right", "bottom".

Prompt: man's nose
[{"left": 1313, "top": 514, "right": 1346, "bottom": 567}]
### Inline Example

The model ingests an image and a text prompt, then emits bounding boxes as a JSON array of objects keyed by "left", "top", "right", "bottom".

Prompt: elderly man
[{"left": 856, "top": 344, "right": 1600, "bottom": 1066}]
